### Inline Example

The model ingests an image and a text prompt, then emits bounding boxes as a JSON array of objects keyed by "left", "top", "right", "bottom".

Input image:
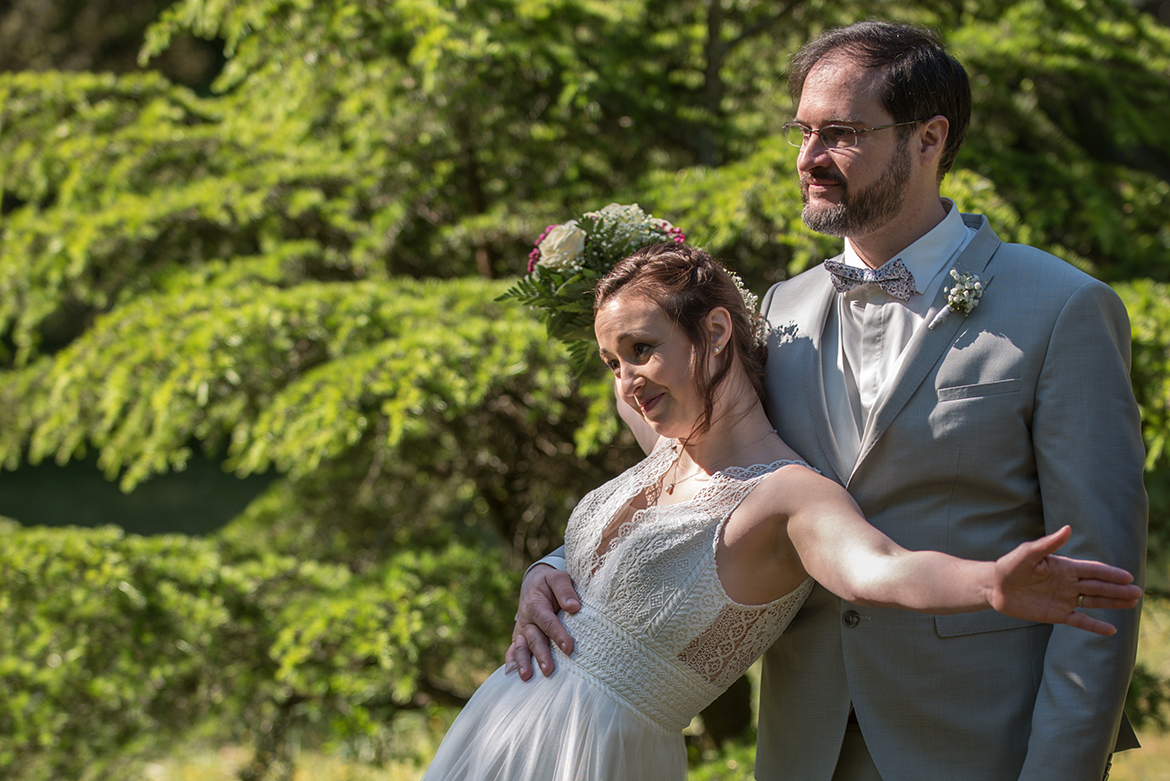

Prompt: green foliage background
[{"left": 2, "top": 0, "right": 1170, "bottom": 777}]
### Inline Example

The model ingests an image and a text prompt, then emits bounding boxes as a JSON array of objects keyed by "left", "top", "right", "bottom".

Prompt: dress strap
[{"left": 720, "top": 459, "right": 819, "bottom": 481}]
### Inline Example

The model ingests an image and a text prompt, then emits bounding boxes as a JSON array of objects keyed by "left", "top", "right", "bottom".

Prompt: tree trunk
[{"left": 698, "top": 673, "right": 753, "bottom": 747}]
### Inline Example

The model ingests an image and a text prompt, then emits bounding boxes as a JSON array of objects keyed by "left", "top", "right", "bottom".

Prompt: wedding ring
[{"left": 1077, "top": 594, "right": 1085, "bottom": 608}]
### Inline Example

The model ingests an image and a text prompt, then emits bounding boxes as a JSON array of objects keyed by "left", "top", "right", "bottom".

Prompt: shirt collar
[{"left": 841, "top": 199, "right": 968, "bottom": 295}]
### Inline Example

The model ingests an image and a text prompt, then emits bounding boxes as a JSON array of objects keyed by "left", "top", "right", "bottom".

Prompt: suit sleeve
[
  {"left": 527, "top": 546, "right": 567, "bottom": 574},
  {"left": 761, "top": 282, "right": 778, "bottom": 311},
  {"left": 1019, "top": 279, "right": 1147, "bottom": 781}
]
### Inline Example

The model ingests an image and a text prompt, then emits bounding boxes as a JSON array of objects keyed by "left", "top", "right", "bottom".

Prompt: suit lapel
[
  {"left": 790, "top": 270, "right": 850, "bottom": 483},
  {"left": 851, "top": 215, "right": 1001, "bottom": 478}
]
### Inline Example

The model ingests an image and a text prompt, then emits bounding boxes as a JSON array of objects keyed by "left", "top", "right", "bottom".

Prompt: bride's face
[{"left": 595, "top": 294, "right": 705, "bottom": 439}]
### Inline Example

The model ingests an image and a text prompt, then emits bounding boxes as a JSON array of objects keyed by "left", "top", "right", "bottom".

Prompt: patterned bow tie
[{"left": 823, "top": 258, "right": 916, "bottom": 301}]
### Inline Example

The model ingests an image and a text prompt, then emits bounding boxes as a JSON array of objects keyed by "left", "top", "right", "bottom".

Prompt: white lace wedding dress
[{"left": 422, "top": 441, "right": 813, "bottom": 781}]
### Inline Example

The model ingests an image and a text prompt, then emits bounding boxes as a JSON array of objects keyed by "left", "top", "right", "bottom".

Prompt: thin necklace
[{"left": 666, "top": 428, "right": 778, "bottom": 494}]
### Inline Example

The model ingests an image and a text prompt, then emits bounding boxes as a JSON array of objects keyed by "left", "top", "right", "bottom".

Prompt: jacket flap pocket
[{"left": 935, "top": 610, "right": 1039, "bottom": 638}]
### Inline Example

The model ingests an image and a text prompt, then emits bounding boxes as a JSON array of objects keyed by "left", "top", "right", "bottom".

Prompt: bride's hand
[{"left": 990, "top": 526, "right": 1142, "bottom": 636}]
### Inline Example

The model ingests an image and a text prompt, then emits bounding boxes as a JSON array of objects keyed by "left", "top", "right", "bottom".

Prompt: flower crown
[{"left": 500, "top": 203, "right": 764, "bottom": 373}]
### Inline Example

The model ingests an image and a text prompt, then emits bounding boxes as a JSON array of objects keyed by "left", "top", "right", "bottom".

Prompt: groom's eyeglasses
[{"left": 782, "top": 119, "right": 923, "bottom": 150}]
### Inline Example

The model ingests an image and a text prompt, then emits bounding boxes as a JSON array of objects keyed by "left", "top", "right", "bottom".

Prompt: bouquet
[{"left": 499, "top": 203, "right": 686, "bottom": 373}]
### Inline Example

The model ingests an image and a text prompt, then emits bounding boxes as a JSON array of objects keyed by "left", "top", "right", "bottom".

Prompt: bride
[{"left": 422, "top": 242, "right": 1141, "bottom": 781}]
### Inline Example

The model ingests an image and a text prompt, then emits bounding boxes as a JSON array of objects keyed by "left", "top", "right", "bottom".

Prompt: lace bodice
[{"left": 557, "top": 441, "right": 813, "bottom": 733}]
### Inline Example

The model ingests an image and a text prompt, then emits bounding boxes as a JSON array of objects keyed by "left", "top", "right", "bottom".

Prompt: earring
[{"left": 714, "top": 346, "right": 722, "bottom": 354}]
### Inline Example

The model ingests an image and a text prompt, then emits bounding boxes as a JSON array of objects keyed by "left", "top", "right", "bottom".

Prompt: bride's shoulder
[
  {"left": 752, "top": 438, "right": 819, "bottom": 485},
  {"left": 722, "top": 462, "right": 821, "bottom": 565},
  {"left": 746, "top": 458, "right": 839, "bottom": 515}
]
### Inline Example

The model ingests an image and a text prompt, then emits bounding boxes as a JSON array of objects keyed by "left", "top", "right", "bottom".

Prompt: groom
[{"left": 509, "top": 21, "right": 1147, "bottom": 781}]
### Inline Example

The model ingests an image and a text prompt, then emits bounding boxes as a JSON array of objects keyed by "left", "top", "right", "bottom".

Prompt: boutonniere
[{"left": 928, "top": 268, "right": 984, "bottom": 330}]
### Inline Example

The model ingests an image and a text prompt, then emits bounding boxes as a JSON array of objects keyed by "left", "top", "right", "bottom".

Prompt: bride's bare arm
[{"left": 780, "top": 470, "right": 1142, "bottom": 636}]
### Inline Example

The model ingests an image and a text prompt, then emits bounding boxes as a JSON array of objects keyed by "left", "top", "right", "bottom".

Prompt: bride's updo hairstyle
[{"left": 594, "top": 242, "right": 767, "bottom": 439}]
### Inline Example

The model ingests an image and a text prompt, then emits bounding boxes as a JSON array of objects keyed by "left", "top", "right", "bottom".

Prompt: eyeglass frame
[{"left": 781, "top": 119, "right": 925, "bottom": 150}]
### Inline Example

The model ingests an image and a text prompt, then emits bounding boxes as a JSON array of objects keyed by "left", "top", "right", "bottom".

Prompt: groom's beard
[{"left": 800, "top": 141, "right": 912, "bottom": 238}]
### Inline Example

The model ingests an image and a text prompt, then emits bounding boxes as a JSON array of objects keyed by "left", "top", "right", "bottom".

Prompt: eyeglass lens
[{"left": 784, "top": 124, "right": 856, "bottom": 149}]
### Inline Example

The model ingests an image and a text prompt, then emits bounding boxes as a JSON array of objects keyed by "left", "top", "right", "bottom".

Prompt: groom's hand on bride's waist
[{"left": 505, "top": 564, "right": 580, "bottom": 681}]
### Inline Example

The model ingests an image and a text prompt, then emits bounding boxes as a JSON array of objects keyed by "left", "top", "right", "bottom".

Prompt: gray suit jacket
[{"left": 755, "top": 214, "right": 1147, "bottom": 781}]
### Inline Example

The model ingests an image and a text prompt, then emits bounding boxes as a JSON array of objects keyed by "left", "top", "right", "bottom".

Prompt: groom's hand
[{"left": 505, "top": 564, "right": 580, "bottom": 681}]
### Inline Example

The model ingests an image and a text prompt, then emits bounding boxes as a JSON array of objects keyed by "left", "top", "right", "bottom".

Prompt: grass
[{"left": 142, "top": 600, "right": 1170, "bottom": 781}]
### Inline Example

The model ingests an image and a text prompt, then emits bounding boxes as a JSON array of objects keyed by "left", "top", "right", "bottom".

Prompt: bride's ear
[{"left": 705, "top": 307, "right": 732, "bottom": 355}]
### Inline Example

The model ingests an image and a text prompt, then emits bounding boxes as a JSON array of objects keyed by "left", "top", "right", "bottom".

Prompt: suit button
[{"left": 842, "top": 610, "right": 861, "bottom": 628}]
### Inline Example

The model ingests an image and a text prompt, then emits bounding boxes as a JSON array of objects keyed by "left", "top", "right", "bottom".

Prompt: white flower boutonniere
[{"left": 928, "top": 268, "right": 984, "bottom": 330}]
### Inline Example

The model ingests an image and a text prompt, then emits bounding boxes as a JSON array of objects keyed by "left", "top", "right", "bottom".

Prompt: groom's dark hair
[
  {"left": 788, "top": 20, "right": 972, "bottom": 181},
  {"left": 595, "top": 243, "right": 767, "bottom": 440}
]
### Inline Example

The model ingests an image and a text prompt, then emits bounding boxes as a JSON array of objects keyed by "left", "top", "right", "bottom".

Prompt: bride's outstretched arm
[{"left": 782, "top": 471, "right": 1142, "bottom": 637}]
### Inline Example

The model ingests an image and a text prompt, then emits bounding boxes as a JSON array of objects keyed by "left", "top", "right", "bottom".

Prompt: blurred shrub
[
  {"left": 0, "top": 520, "right": 514, "bottom": 780},
  {"left": 1116, "top": 280, "right": 1170, "bottom": 566}
]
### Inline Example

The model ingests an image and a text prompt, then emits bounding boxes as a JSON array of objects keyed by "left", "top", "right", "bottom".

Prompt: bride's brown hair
[{"left": 594, "top": 243, "right": 767, "bottom": 439}]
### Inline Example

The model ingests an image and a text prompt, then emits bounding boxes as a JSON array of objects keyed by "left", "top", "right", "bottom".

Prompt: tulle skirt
[{"left": 421, "top": 653, "right": 687, "bottom": 781}]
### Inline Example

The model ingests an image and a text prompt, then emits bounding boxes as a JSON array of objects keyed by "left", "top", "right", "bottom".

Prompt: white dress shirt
[{"left": 822, "top": 200, "right": 976, "bottom": 471}]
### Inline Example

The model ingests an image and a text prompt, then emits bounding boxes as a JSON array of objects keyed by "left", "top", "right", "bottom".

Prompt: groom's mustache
[{"left": 801, "top": 170, "right": 846, "bottom": 188}]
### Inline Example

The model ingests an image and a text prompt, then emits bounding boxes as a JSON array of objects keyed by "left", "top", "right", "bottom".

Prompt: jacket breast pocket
[{"left": 936, "top": 377, "right": 1022, "bottom": 402}]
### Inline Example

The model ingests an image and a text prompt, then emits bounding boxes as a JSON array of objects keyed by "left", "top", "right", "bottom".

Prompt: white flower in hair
[
  {"left": 501, "top": 203, "right": 762, "bottom": 372},
  {"left": 534, "top": 222, "right": 587, "bottom": 272}
]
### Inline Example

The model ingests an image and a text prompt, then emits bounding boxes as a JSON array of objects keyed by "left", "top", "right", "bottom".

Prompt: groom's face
[{"left": 794, "top": 55, "right": 913, "bottom": 239}]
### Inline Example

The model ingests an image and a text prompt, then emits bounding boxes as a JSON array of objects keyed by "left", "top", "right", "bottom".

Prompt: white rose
[{"left": 536, "top": 221, "right": 586, "bottom": 272}]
